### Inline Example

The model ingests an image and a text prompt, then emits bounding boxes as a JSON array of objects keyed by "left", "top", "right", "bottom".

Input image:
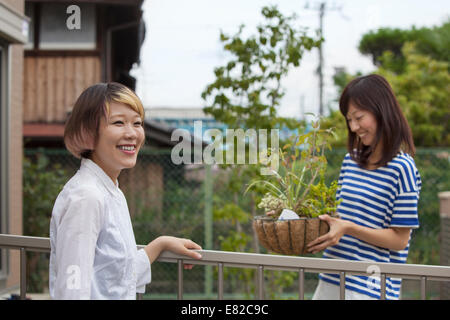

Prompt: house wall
[
  {"left": 23, "top": 55, "right": 101, "bottom": 123},
  {"left": 0, "top": 0, "right": 24, "bottom": 292},
  {"left": 1, "top": 0, "right": 22, "bottom": 12},
  {"left": 6, "top": 40, "right": 24, "bottom": 291}
]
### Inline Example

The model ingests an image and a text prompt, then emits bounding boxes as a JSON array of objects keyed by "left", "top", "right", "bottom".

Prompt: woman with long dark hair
[{"left": 307, "top": 74, "right": 421, "bottom": 300}]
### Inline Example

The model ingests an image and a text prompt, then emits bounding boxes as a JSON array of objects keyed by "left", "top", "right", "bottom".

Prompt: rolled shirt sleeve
[
  {"left": 135, "top": 249, "right": 151, "bottom": 293},
  {"left": 52, "top": 187, "right": 104, "bottom": 299}
]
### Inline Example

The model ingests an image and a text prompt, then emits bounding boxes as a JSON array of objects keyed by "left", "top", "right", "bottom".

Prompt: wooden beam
[{"left": 25, "top": 50, "right": 100, "bottom": 57}]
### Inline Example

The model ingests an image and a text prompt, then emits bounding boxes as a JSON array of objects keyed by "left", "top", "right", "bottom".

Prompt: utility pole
[
  {"left": 304, "top": 1, "right": 343, "bottom": 116},
  {"left": 318, "top": 2, "right": 325, "bottom": 116}
]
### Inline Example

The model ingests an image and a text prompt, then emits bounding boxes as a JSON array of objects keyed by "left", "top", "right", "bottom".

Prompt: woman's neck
[
  {"left": 90, "top": 154, "right": 120, "bottom": 185},
  {"left": 366, "top": 143, "right": 383, "bottom": 170}
]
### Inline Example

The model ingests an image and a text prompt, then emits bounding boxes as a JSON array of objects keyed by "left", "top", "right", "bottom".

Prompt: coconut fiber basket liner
[{"left": 253, "top": 215, "right": 330, "bottom": 255}]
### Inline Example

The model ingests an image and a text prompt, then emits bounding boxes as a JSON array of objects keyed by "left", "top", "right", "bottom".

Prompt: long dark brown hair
[{"left": 339, "top": 74, "right": 415, "bottom": 168}]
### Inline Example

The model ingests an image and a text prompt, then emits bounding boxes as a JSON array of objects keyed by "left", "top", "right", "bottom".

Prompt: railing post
[
  {"left": 204, "top": 164, "right": 213, "bottom": 298},
  {"left": 177, "top": 259, "right": 183, "bottom": 300},
  {"left": 218, "top": 263, "right": 224, "bottom": 300},
  {"left": 339, "top": 271, "right": 345, "bottom": 300},
  {"left": 298, "top": 268, "right": 304, "bottom": 300},
  {"left": 20, "top": 248, "right": 27, "bottom": 300},
  {"left": 380, "top": 274, "right": 386, "bottom": 300},
  {"left": 420, "top": 276, "right": 427, "bottom": 300},
  {"left": 257, "top": 265, "right": 264, "bottom": 300}
]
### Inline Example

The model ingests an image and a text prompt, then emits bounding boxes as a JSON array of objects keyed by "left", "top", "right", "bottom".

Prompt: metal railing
[{"left": 1, "top": 233, "right": 450, "bottom": 300}]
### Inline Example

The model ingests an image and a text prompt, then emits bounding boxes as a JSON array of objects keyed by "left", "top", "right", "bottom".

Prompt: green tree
[
  {"left": 325, "top": 19, "right": 450, "bottom": 148},
  {"left": 358, "top": 20, "right": 450, "bottom": 73},
  {"left": 378, "top": 43, "right": 450, "bottom": 147},
  {"left": 23, "top": 153, "right": 69, "bottom": 292},
  {"left": 201, "top": 5, "right": 322, "bottom": 298},
  {"left": 202, "top": 5, "right": 322, "bottom": 131}
]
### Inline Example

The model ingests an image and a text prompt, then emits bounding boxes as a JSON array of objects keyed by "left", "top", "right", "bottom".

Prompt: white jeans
[{"left": 312, "top": 279, "right": 378, "bottom": 300}]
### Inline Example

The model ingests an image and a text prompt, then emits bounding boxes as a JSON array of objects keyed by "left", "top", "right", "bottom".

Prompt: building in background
[
  {"left": 147, "top": 107, "right": 227, "bottom": 143},
  {"left": 20, "top": 1, "right": 196, "bottom": 202},
  {"left": 23, "top": 0, "right": 146, "bottom": 149},
  {"left": 0, "top": 0, "right": 28, "bottom": 295}
]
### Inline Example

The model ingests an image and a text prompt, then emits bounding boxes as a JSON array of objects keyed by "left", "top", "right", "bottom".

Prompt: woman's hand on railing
[
  {"left": 144, "top": 236, "right": 202, "bottom": 269},
  {"left": 160, "top": 236, "right": 203, "bottom": 269}
]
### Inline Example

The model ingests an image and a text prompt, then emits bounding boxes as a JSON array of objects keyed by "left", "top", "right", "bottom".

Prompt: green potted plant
[{"left": 246, "top": 117, "right": 341, "bottom": 255}]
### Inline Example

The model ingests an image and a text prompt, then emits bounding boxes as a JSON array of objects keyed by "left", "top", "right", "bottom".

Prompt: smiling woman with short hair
[{"left": 49, "top": 82, "right": 202, "bottom": 300}]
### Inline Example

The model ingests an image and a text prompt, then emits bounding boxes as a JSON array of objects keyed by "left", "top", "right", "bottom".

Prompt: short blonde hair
[{"left": 64, "top": 82, "right": 145, "bottom": 159}]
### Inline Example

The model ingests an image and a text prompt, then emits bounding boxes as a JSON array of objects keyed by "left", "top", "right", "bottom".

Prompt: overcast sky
[{"left": 131, "top": 0, "right": 450, "bottom": 118}]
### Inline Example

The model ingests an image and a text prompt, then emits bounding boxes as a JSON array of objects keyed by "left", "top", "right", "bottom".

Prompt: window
[{"left": 25, "top": 2, "right": 97, "bottom": 50}]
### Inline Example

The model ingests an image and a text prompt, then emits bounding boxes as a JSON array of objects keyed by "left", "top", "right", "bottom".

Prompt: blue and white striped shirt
[{"left": 319, "top": 152, "right": 421, "bottom": 300}]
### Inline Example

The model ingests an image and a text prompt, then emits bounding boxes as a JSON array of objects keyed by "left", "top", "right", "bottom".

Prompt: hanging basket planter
[
  {"left": 253, "top": 215, "right": 330, "bottom": 255},
  {"left": 245, "top": 118, "right": 340, "bottom": 256}
]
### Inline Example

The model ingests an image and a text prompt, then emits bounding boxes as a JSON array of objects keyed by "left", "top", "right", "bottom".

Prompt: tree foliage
[
  {"left": 325, "top": 20, "right": 450, "bottom": 148},
  {"left": 358, "top": 20, "right": 450, "bottom": 73},
  {"left": 202, "top": 5, "right": 322, "bottom": 130},
  {"left": 23, "top": 154, "right": 69, "bottom": 293},
  {"left": 202, "top": 5, "right": 322, "bottom": 298},
  {"left": 378, "top": 43, "right": 450, "bottom": 147}
]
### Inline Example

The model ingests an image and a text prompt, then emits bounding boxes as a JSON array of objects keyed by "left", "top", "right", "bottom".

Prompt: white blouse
[{"left": 49, "top": 158, "right": 151, "bottom": 299}]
